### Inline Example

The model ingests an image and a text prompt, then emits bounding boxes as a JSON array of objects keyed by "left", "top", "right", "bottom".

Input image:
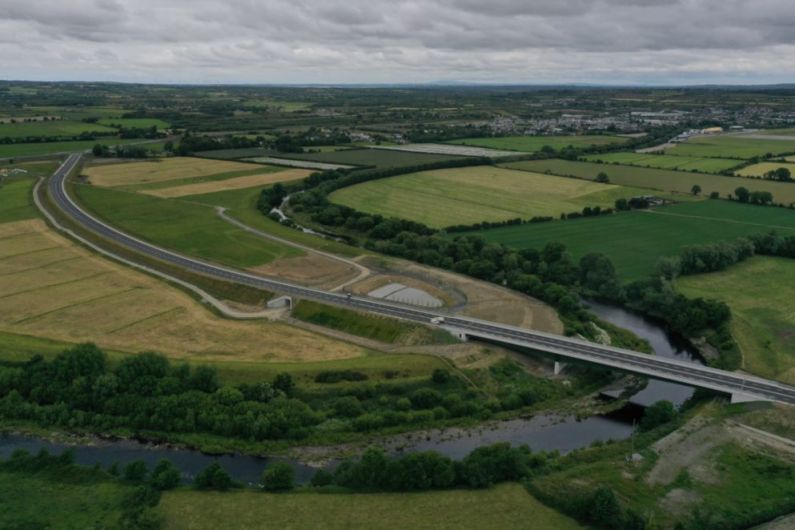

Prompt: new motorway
[{"left": 44, "top": 154, "right": 795, "bottom": 405}]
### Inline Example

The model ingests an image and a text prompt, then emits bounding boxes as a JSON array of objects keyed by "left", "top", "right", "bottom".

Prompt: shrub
[
  {"left": 194, "top": 462, "right": 233, "bottom": 491},
  {"left": 261, "top": 462, "right": 295, "bottom": 492}
]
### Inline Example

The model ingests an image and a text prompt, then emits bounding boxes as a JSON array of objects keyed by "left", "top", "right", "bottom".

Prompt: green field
[
  {"left": 735, "top": 161, "right": 795, "bottom": 178},
  {"left": 159, "top": 484, "right": 583, "bottom": 530},
  {"left": 293, "top": 300, "right": 456, "bottom": 345},
  {"left": 0, "top": 469, "right": 130, "bottom": 529},
  {"left": 677, "top": 257, "right": 795, "bottom": 383},
  {"left": 97, "top": 117, "right": 171, "bottom": 129},
  {"left": 447, "top": 135, "right": 627, "bottom": 153},
  {"left": 665, "top": 135, "right": 795, "bottom": 159},
  {"left": 0, "top": 120, "right": 117, "bottom": 139},
  {"left": 583, "top": 152, "right": 741, "bottom": 173},
  {"left": 330, "top": 166, "right": 651, "bottom": 228},
  {"left": 461, "top": 200, "right": 795, "bottom": 281},
  {"left": 0, "top": 138, "right": 163, "bottom": 159},
  {"left": 0, "top": 161, "right": 58, "bottom": 222},
  {"left": 180, "top": 185, "right": 364, "bottom": 257},
  {"left": 504, "top": 159, "right": 795, "bottom": 205},
  {"left": 73, "top": 184, "right": 301, "bottom": 267},
  {"left": 275, "top": 148, "right": 464, "bottom": 169}
]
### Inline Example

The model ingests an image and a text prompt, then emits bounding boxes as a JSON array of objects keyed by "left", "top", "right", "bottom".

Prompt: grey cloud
[{"left": 1, "top": 0, "right": 794, "bottom": 83}]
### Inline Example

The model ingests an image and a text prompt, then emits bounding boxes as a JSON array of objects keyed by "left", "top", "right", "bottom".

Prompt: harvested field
[
  {"left": 0, "top": 219, "right": 365, "bottom": 362},
  {"left": 142, "top": 168, "right": 310, "bottom": 198},
  {"left": 83, "top": 157, "right": 260, "bottom": 187},
  {"left": 272, "top": 148, "right": 464, "bottom": 170},
  {"left": 735, "top": 162, "right": 795, "bottom": 178},
  {"left": 330, "top": 166, "right": 650, "bottom": 228}
]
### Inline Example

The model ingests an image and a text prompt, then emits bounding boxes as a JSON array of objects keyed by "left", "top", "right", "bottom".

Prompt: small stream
[{"left": 0, "top": 301, "right": 698, "bottom": 484}]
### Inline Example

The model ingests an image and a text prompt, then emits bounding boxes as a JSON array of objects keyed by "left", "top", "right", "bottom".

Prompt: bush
[
  {"left": 431, "top": 369, "right": 451, "bottom": 384},
  {"left": 150, "top": 459, "right": 181, "bottom": 490},
  {"left": 639, "top": 400, "right": 678, "bottom": 431},
  {"left": 261, "top": 462, "right": 295, "bottom": 492},
  {"left": 123, "top": 460, "right": 148, "bottom": 482},
  {"left": 194, "top": 462, "right": 233, "bottom": 491},
  {"left": 310, "top": 469, "right": 334, "bottom": 487}
]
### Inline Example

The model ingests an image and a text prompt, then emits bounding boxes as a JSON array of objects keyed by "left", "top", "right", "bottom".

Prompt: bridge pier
[{"left": 554, "top": 361, "right": 566, "bottom": 375}]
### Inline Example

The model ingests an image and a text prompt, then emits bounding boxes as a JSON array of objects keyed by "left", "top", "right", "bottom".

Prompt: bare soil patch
[{"left": 250, "top": 253, "right": 359, "bottom": 290}]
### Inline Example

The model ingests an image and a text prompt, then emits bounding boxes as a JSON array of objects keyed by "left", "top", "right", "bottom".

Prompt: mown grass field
[
  {"left": 583, "top": 151, "right": 741, "bottom": 173},
  {"left": 330, "top": 166, "right": 651, "bottom": 228},
  {"left": 0, "top": 219, "right": 366, "bottom": 365},
  {"left": 504, "top": 159, "right": 795, "bottom": 205},
  {"left": 74, "top": 184, "right": 300, "bottom": 267},
  {"left": 0, "top": 120, "right": 117, "bottom": 138},
  {"left": 447, "top": 135, "right": 627, "bottom": 152},
  {"left": 677, "top": 257, "right": 795, "bottom": 384},
  {"left": 158, "top": 484, "right": 583, "bottom": 530},
  {"left": 143, "top": 168, "right": 309, "bottom": 198},
  {"left": 665, "top": 135, "right": 795, "bottom": 159},
  {"left": 460, "top": 200, "right": 795, "bottom": 281},
  {"left": 275, "top": 148, "right": 464, "bottom": 169},
  {"left": 83, "top": 157, "right": 265, "bottom": 188},
  {"left": 735, "top": 161, "right": 795, "bottom": 177},
  {"left": 0, "top": 138, "right": 160, "bottom": 159}
]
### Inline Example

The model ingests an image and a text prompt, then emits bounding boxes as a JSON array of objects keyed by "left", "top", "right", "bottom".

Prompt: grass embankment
[
  {"left": 292, "top": 300, "right": 457, "bottom": 346},
  {"left": 158, "top": 483, "right": 583, "bottom": 530},
  {"left": 73, "top": 184, "right": 300, "bottom": 268},
  {"left": 447, "top": 135, "right": 627, "bottom": 152},
  {"left": 503, "top": 158, "right": 795, "bottom": 204},
  {"left": 677, "top": 257, "right": 795, "bottom": 384},
  {"left": 455, "top": 200, "right": 795, "bottom": 281},
  {"left": 665, "top": 135, "right": 795, "bottom": 159},
  {"left": 329, "top": 166, "right": 651, "bottom": 228},
  {"left": 583, "top": 152, "right": 742, "bottom": 173}
]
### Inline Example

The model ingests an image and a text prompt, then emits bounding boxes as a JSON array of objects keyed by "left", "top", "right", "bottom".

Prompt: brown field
[
  {"left": 0, "top": 219, "right": 365, "bottom": 362},
  {"left": 83, "top": 157, "right": 259, "bottom": 187},
  {"left": 143, "top": 168, "right": 310, "bottom": 198},
  {"left": 250, "top": 253, "right": 359, "bottom": 289}
]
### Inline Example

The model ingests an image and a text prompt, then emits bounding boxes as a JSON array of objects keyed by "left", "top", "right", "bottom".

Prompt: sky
[{"left": 2, "top": 0, "right": 795, "bottom": 85}]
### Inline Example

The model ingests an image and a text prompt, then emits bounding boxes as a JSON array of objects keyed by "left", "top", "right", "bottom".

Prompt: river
[{"left": 0, "top": 302, "right": 697, "bottom": 484}]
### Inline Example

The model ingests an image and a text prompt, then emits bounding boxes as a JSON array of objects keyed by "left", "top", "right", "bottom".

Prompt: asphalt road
[{"left": 46, "top": 154, "right": 795, "bottom": 405}]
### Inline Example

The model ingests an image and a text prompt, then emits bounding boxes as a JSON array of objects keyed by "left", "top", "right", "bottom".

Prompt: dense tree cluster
[
  {"left": 0, "top": 345, "right": 567, "bottom": 445},
  {"left": 326, "top": 443, "right": 552, "bottom": 492},
  {"left": 176, "top": 133, "right": 264, "bottom": 155}
]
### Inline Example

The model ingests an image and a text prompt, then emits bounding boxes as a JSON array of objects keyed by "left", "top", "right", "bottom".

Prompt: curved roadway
[{"left": 46, "top": 154, "right": 795, "bottom": 405}]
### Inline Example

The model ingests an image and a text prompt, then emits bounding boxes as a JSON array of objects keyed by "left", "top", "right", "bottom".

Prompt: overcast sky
[{"left": 3, "top": 0, "right": 795, "bottom": 85}]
